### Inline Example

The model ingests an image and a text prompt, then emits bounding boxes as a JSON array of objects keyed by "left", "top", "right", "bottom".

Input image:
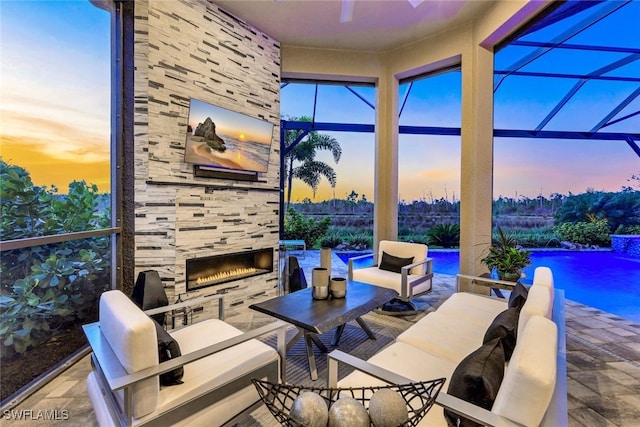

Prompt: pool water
[{"left": 338, "top": 250, "right": 640, "bottom": 323}]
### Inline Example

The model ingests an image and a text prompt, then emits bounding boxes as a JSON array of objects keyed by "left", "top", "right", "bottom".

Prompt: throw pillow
[
  {"left": 379, "top": 251, "right": 414, "bottom": 274},
  {"left": 483, "top": 307, "right": 519, "bottom": 361},
  {"left": 444, "top": 338, "right": 505, "bottom": 427},
  {"left": 508, "top": 282, "right": 529, "bottom": 311},
  {"left": 153, "top": 320, "right": 184, "bottom": 386}
]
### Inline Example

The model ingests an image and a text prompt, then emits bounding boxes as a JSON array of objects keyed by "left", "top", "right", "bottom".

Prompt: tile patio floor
[{"left": 6, "top": 249, "right": 640, "bottom": 426}]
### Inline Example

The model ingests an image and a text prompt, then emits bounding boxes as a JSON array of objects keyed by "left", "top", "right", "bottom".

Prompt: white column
[
  {"left": 374, "top": 66, "right": 399, "bottom": 248},
  {"left": 459, "top": 41, "right": 494, "bottom": 293}
]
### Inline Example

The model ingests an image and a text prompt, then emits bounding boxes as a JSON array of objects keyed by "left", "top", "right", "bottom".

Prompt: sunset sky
[
  {"left": 1, "top": 1, "right": 638, "bottom": 200},
  {"left": 1, "top": 0, "right": 111, "bottom": 192}
]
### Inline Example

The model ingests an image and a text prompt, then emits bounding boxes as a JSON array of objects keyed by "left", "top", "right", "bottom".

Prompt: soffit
[{"left": 214, "top": 0, "right": 497, "bottom": 52}]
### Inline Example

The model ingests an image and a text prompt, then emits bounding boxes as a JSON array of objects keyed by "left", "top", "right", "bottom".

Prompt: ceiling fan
[{"left": 340, "top": 0, "right": 425, "bottom": 23}]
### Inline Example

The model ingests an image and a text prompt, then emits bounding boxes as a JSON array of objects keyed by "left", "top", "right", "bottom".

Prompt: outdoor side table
[{"left": 456, "top": 273, "right": 518, "bottom": 298}]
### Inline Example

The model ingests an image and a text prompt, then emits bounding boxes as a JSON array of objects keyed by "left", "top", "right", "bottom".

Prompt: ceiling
[{"left": 214, "top": 0, "right": 497, "bottom": 52}]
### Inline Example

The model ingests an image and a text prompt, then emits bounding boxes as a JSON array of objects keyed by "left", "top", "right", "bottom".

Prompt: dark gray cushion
[
  {"left": 483, "top": 307, "right": 519, "bottom": 361},
  {"left": 379, "top": 251, "right": 413, "bottom": 274},
  {"left": 153, "top": 320, "right": 184, "bottom": 386},
  {"left": 508, "top": 282, "right": 529, "bottom": 311},
  {"left": 444, "top": 338, "right": 505, "bottom": 427}
]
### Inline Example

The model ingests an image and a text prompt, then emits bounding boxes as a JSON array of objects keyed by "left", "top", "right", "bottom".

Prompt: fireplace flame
[{"left": 196, "top": 267, "right": 258, "bottom": 285}]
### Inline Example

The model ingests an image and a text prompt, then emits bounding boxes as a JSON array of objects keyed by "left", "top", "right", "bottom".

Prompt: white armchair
[
  {"left": 84, "top": 290, "right": 287, "bottom": 427},
  {"left": 348, "top": 240, "right": 433, "bottom": 312}
]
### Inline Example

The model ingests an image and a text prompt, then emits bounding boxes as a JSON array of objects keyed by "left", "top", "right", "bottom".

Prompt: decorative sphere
[
  {"left": 328, "top": 396, "right": 370, "bottom": 427},
  {"left": 290, "top": 392, "right": 328, "bottom": 427},
  {"left": 368, "top": 389, "right": 409, "bottom": 427}
]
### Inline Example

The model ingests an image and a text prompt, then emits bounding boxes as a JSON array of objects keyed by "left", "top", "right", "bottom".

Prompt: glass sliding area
[
  {"left": 281, "top": 82, "right": 376, "bottom": 250},
  {"left": 0, "top": 1, "right": 119, "bottom": 405},
  {"left": 493, "top": 0, "right": 639, "bottom": 246},
  {"left": 492, "top": 1, "right": 640, "bottom": 320},
  {"left": 398, "top": 70, "right": 462, "bottom": 248}
]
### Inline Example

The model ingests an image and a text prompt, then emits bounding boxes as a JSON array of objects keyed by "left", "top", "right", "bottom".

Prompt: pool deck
[{"left": 9, "top": 249, "right": 640, "bottom": 426}]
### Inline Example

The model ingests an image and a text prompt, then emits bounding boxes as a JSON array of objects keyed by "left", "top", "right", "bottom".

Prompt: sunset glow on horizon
[{"left": 2, "top": 1, "right": 638, "bottom": 201}]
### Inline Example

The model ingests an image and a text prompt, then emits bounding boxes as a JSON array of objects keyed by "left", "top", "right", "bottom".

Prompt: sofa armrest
[
  {"left": 144, "top": 293, "right": 225, "bottom": 321},
  {"left": 541, "top": 289, "right": 568, "bottom": 427},
  {"left": 84, "top": 319, "right": 288, "bottom": 393},
  {"left": 327, "top": 350, "right": 518, "bottom": 427}
]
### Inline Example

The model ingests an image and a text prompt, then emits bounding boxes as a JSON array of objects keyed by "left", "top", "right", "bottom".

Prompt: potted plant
[{"left": 481, "top": 227, "right": 531, "bottom": 281}]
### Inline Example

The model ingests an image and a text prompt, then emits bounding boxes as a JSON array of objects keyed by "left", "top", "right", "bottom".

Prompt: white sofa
[
  {"left": 84, "top": 290, "right": 287, "bottom": 427},
  {"left": 328, "top": 267, "right": 567, "bottom": 426}
]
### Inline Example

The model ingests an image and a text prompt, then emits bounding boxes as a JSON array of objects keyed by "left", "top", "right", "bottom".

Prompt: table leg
[
  {"left": 355, "top": 317, "right": 376, "bottom": 340},
  {"left": 332, "top": 324, "right": 346, "bottom": 346},
  {"left": 308, "top": 332, "right": 328, "bottom": 352},
  {"left": 304, "top": 332, "right": 318, "bottom": 381},
  {"left": 302, "top": 331, "right": 330, "bottom": 381},
  {"left": 277, "top": 325, "right": 287, "bottom": 384},
  {"left": 287, "top": 329, "right": 304, "bottom": 352}
]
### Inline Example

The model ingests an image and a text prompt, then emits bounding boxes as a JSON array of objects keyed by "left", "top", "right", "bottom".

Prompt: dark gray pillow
[
  {"left": 379, "top": 251, "right": 413, "bottom": 274},
  {"left": 444, "top": 338, "right": 505, "bottom": 427},
  {"left": 483, "top": 307, "right": 519, "bottom": 361},
  {"left": 508, "top": 282, "right": 529, "bottom": 311},
  {"left": 153, "top": 320, "right": 184, "bottom": 386}
]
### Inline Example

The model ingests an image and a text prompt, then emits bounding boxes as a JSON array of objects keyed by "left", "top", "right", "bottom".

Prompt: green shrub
[
  {"left": 494, "top": 227, "right": 559, "bottom": 248},
  {"left": 329, "top": 225, "right": 370, "bottom": 237},
  {"left": 283, "top": 207, "right": 332, "bottom": 248},
  {"left": 346, "top": 233, "right": 372, "bottom": 249},
  {"left": 0, "top": 246, "right": 107, "bottom": 358},
  {"left": 553, "top": 219, "right": 611, "bottom": 246},
  {"left": 1, "top": 159, "right": 110, "bottom": 358},
  {"left": 613, "top": 224, "right": 640, "bottom": 235},
  {"left": 319, "top": 232, "right": 343, "bottom": 249},
  {"left": 427, "top": 224, "right": 460, "bottom": 248},
  {"left": 554, "top": 190, "right": 640, "bottom": 232},
  {"left": 399, "top": 234, "right": 430, "bottom": 245}
]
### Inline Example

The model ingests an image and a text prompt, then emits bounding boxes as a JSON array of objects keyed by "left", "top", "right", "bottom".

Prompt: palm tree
[{"left": 284, "top": 116, "right": 342, "bottom": 207}]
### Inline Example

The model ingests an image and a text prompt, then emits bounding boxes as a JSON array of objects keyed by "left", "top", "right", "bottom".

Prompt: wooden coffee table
[{"left": 249, "top": 281, "right": 398, "bottom": 380}]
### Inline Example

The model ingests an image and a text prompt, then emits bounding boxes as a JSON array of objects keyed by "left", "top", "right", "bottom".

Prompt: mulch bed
[{"left": 1, "top": 323, "right": 88, "bottom": 403}]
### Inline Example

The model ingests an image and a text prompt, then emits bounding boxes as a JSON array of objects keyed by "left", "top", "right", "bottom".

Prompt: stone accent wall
[
  {"left": 133, "top": 0, "right": 281, "bottom": 317},
  {"left": 611, "top": 235, "right": 640, "bottom": 258}
]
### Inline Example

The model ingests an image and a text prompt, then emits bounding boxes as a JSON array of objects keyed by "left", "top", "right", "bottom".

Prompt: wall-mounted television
[{"left": 184, "top": 98, "right": 274, "bottom": 175}]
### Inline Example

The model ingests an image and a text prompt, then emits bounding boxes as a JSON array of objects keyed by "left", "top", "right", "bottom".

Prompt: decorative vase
[
  {"left": 311, "top": 268, "right": 329, "bottom": 300},
  {"left": 499, "top": 271, "right": 521, "bottom": 282},
  {"left": 320, "top": 247, "right": 332, "bottom": 281},
  {"left": 329, "top": 277, "right": 347, "bottom": 298},
  {"left": 312, "top": 285, "right": 329, "bottom": 300}
]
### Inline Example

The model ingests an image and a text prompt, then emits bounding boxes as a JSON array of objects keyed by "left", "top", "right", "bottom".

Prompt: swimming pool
[
  {"left": 431, "top": 250, "right": 640, "bottom": 323},
  {"left": 338, "top": 250, "right": 640, "bottom": 323}
]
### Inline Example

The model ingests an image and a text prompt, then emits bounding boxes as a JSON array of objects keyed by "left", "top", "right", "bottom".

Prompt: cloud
[
  {"left": 1, "top": 109, "right": 109, "bottom": 163},
  {"left": 1, "top": 135, "right": 110, "bottom": 193}
]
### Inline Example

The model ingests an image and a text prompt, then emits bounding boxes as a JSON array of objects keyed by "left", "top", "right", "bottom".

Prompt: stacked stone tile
[{"left": 133, "top": 0, "right": 281, "bottom": 319}]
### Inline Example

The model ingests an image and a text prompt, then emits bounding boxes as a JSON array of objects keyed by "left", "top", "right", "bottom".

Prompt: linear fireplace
[{"left": 186, "top": 248, "right": 274, "bottom": 292}]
